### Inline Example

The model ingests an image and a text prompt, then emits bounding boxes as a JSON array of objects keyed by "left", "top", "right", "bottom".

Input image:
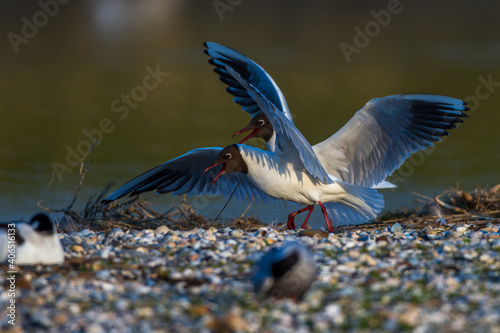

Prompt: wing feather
[
  {"left": 313, "top": 94, "right": 470, "bottom": 187},
  {"left": 103, "top": 147, "right": 297, "bottom": 208},
  {"left": 204, "top": 42, "right": 293, "bottom": 121}
]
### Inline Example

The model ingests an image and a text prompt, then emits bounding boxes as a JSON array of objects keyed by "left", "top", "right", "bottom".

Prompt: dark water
[{"left": 1, "top": 1, "right": 499, "bottom": 228}]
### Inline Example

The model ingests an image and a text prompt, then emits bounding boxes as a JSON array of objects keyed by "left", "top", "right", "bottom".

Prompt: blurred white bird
[
  {"left": 0, "top": 213, "right": 64, "bottom": 265},
  {"left": 252, "top": 241, "right": 317, "bottom": 301}
]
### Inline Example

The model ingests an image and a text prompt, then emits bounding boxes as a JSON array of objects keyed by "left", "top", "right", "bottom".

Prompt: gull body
[
  {"left": 0, "top": 213, "right": 64, "bottom": 265},
  {"left": 238, "top": 145, "right": 368, "bottom": 207}
]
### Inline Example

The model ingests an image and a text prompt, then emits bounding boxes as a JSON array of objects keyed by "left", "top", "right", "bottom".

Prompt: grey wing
[
  {"left": 313, "top": 94, "right": 470, "bottom": 188},
  {"left": 103, "top": 147, "right": 295, "bottom": 208},
  {"left": 226, "top": 67, "right": 331, "bottom": 183},
  {"left": 204, "top": 42, "right": 293, "bottom": 122}
]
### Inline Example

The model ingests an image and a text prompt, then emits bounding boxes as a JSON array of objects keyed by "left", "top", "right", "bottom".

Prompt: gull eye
[
  {"left": 224, "top": 153, "right": 232, "bottom": 159},
  {"left": 257, "top": 119, "right": 265, "bottom": 126}
]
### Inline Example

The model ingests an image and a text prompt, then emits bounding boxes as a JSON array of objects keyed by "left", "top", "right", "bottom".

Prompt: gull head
[
  {"left": 233, "top": 112, "right": 274, "bottom": 144},
  {"left": 204, "top": 144, "right": 248, "bottom": 184}
]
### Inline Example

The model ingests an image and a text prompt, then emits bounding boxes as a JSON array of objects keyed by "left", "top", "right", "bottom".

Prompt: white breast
[{"left": 239, "top": 147, "right": 346, "bottom": 205}]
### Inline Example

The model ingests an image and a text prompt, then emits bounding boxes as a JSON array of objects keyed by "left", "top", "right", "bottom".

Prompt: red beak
[
  {"left": 232, "top": 127, "right": 260, "bottom": 144},
  {"left": 204, "top": 163, "right": 228, "bottom": 184}
]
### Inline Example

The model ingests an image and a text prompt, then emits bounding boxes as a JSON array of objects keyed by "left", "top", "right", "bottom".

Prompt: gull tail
[{"left": 324, "top": 180, "right": 384, "bottom": 227}]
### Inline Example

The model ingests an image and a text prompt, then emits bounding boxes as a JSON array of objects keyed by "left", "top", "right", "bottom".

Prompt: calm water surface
[{"left": 1, "top": 1, "right": 499, "bottom": 228}]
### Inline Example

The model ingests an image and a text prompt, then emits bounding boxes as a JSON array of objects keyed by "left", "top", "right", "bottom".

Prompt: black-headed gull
[
  {"left": 205, "top": 42, "right": 469, "bottom": 186},
  {"left": 252, "top": 241, "right": 317, "bottom": 301},
  {"left": 0, "top": 213, "right": 64, "bottom": 265},
  {"left": 204, "top": 42, "right": 470, "bottom": 224},
  {"left": 103, "top": 43, "right": 470, "bottom": 232},
  {"left": 103, "top": 141, "right": 383, "bottom": 232}
]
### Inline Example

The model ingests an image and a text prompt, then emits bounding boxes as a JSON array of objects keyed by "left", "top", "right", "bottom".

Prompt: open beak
[
  {"left": 204, "top": 162, "right": 228, "bottom": 184},
  {"left": 233, "top": 127, "right": 260, "bottom": 144}
]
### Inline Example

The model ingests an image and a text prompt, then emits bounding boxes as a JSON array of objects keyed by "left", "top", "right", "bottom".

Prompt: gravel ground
[{"left": 1, "top": 221, "right": 500, "bottom": 332}]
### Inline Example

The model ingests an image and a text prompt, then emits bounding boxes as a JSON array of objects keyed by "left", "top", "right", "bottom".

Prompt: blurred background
[{"left": 0, "top": 0, "right": 499, "bottom": 227}]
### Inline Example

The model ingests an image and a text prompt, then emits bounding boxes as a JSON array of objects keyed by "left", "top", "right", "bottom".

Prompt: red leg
[
  {"left": 287, "top": 205, "right": 314, "bottom": 230},
  {"left": 318, "top": 201, "right": 334, "bottom": 233},
  {"left": 300, "top": 208, "right": 314, "bottom": 229}
]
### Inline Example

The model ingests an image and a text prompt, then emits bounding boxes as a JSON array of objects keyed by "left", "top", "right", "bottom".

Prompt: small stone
[
  {"left": 325, "top": 303, "right": 345, "bottom": 325},
  {"left": 115, "top": 299, "right": 128, "bottom": 311},
  {"left": 100, "top": 246, "right": 113, "bottom": 259},
  {"left": 121, "top": 270, "right": 135, "bottom": 279},
  {"left": 53, "top": 313, "right": 68, "bottom": 325},
  {"left": 359, "top": 253, "right": 377, "bottom": 266},
  {"left": 155, "top": 225, "right": 170, "bottom": 235},
  {"left": 72, "top": 245, "right": 84, "bottom": 253},
  {"left": 135, "top": 247, "right": 149, "bottom": 254},
  {"left": 229, "top": 229, "right": 243, "bottom": 238},
  {"left": 30, "top": 313, "right": 52, "bottom": 328},
  {"left": 204, "top": 234, "right": 217, "bottom": 242},
  {"left": 84, "top": 237, "right": 98, "bottom": 245},
  {"left": 95, "top": 270, "right": 112, "bottom": 280},
  {"left": 479, "top": 254, "right": 495, "bottom": 264},
  {"left": 391, "top": 222, "right": 402, "bottom": 233},
  {"left": 68, "top": 303, "right": 81, "bottom": 315},
  {"left": 443, "top": 244, "right": 458, "bottom": 253},
  {"left": 71, "top": 235, "right": 83, "bottom": 245},
  {"left": 135, "top": 307, "right": 154, "bottom": 318},
  {"left": 109, "top": 228, "right": 125, "bottom": 237},
  {"left": 375, "top": 235, "right": 390, "bottom": 244},
  {"left": 79, "top": 229, "right": 93, "bottom": 237},
  {"left": 189, "top": 253, "right": 200, "bottom": 261},
  {"left": 298, "top": 230, "right": 329, "bottom": 238}
]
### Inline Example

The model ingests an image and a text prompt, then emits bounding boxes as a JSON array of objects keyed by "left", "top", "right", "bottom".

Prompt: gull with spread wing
[{"left": 204, "top": 42, "right": 470, "bottom": 228}]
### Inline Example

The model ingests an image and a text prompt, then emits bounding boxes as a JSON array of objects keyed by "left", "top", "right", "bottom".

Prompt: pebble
[
  {"left": 79, "top": 229, "right": 94, "bottom": 237},
  {"left": 5, "top": 222, "right": 500, "bottom": 333},
  {"left": 109, "top": 228, "right": 125, "bottom": 237},
  {"left": 95, "top": 270, "right": 112, "bottom": 281},
  {"left": 155, "top": 225, "right": 170, "bottom": 235},
  {"left": 391, "top": 222, "right": 403, "bottom": 233}
]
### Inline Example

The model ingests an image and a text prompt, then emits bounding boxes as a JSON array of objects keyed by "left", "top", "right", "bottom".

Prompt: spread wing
[
  {"left": 313, "top": 94, "right": 470, "bottom": 188},
  {"left": 103, "top": 147, "right": 296, "bottom": 208},
  {"left": 226, "top": 67, "right": 331, "bottom": 183},
  {"left": 204, "top": 42, "right": 293, "bottom": 122}
]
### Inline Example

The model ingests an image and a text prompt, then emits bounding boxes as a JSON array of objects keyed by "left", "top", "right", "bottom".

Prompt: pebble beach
[{"left": 2, "top": 219, "right": 500, "bottom": 332}]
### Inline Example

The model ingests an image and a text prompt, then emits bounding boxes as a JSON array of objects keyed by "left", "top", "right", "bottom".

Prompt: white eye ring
[
  {"left": 257, "top": 119, "right": 265, "bottom": 126},
  {"left": 225, "top": 153, "right": 232, "bottom": 159}
]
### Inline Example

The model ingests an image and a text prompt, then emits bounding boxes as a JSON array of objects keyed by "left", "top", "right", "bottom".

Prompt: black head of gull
[
  {"left": 29, "top": 213, "right": 56, "bottom": 235},
  {"left": 252, "top": 241, "right": 317, "bottom": 301},
  {"left": 233, "top": 112, "right": 274, "bottom": 144},
  {"left": 203, "top": 144, "right": 248, "bottom": 183}
]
